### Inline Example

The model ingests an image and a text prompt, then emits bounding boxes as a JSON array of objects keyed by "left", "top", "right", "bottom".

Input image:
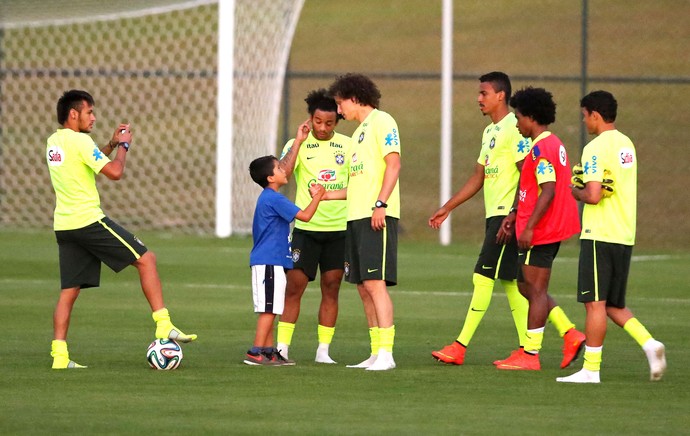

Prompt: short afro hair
[{"left": 510, "top": 87, "right": 556, "bottom": 125}]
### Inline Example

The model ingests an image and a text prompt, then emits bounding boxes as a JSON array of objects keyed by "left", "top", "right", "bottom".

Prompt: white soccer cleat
[
  {"left": 277, "top": 343, "right": 289, "bottom": 360},
  {"left": 366, "top": 350, "right": 396, "bottom": 371},
  {"left": 346, "top": 354, "right": 378, "bottom": 368},
  {"left": 556, "top": 368, "right": 600, "bottom": 384},
  {"left": 644, "top": 339, "right": 666, "bottom": 381}
]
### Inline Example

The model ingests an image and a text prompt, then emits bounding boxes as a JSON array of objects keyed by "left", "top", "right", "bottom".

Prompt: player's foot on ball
[
  {"left": 561, "top": 328, "right": 586, "bottom": 368},
  {"left": 52, "top": 356, "right": 87, "bottom": 369},
  {"left": 346, "top": 354, "right": 377, "bottom": 368},
  {"left": 556, "top": 368, "right": 600, "bottom": 384},
  {"left": 156, "top": 323, "right": 197, "bottom": 343},
  {"left": 493, "top": 348, "right": 523, "bottom": 366},
  {"left": 431, "top": 341, "right": 466, "bottom": 365}
]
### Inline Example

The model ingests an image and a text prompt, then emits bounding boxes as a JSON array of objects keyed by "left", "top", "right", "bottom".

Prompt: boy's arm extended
[{"left": 295, "top": 184, "right": 325, "bottom": 222}]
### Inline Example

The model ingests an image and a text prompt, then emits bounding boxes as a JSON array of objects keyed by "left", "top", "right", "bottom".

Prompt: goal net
[{"left": 0, "top": 0, "right": 304, "bottom": 235}]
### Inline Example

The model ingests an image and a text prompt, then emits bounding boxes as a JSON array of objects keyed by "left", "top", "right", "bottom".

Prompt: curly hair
[
  {"left": 305, "top": 88, "right": 341, "bottom": 120},
  {"left": 580, "top": 90, "right": 617, "bottom": 123},
  {"left": 509, "top": 87, "right": 556, "bottom": 125},
  {"left": 327, "top": 73, "right": 381, "bottom": 108}
]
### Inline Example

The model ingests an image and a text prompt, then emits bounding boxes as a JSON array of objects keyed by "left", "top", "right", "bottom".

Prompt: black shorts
[
  {"left": 577, "top": 239, "right": 632, "bottom": 308},
  {"left": 517, "top": 242, "right": 560, "bottom": 282},
  {"left": 344, "top": 217, "right": 398, "bottom": 286},
  {"left": 290, "top": 228, "right": 346, "bottom": 281},
  {"left": 474, "top": 215, "right": 519, "bottom": 280},
  {"left": 55, "top": 217, "right": 148, "bottom": 289}
]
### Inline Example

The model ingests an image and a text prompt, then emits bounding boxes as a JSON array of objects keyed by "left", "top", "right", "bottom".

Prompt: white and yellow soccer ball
[{"left": 147, "top": 339, "right": 183, "bottom": 370}]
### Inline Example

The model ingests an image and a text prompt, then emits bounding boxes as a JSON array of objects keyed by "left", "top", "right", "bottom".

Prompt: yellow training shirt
[
  {"left": 347, "top": 109, "right": 401, "bottom": 221},
  {"left": 580, "top": 129, "right": 637, "bottom": 245},
  {"left": 281, "top": 131, "right": 351, "bottom": 231},
  {"left": 477, "top": 112, "right": 531, "bottom": 218},
  {"left": 46, "top": 128, "right": 109, "bottom": 230}
]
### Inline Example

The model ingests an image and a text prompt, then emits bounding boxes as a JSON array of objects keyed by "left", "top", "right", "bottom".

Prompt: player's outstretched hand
[
  {"left": 428, "top": 207, "right": 449, "bottom": 229},
  {"left": 601, "top": 169, "right": 615, "bottom": 197},
  {"left": 571, "top": 163, "right": 585, "bottom": 189}
]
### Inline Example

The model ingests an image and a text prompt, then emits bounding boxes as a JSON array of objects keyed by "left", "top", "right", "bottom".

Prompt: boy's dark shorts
[{"left": 55, "top": 217, "right": 147, "bottom": 289}]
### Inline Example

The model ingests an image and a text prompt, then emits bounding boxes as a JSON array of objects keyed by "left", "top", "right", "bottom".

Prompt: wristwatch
[
  {"left": 118, "top": 142, "right": 130, "bottom": 152},
  {"left": 374, "top": 200, "right": 388, "bottom": 209},
  {"left": 509, "top": 206, "right": 517, "bottom": 214}
]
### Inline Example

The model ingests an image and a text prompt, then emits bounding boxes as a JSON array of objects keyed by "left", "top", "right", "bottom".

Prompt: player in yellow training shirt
[
  {"left": 429, "top": 72, "right": 585, "bottom": 369},
  {"left": 322, "top": 73, "right": 401, "bottom": 371},
  {"left": 45, "top": 90, "right": 196, "bottom": 369},
  {"left": 276, "top": 89, "right": 351, "bottom": 363},
  {"left": 558, "top": 90, "right": 666, "bottom": 383}
]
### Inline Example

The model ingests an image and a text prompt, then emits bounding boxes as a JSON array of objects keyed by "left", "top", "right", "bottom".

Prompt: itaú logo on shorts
[
  {"left": 47, "top": 146, "right": 65, "bottom": 166},
  {"left": 318, "top": 169, "right": 337, "bottom": 181}
]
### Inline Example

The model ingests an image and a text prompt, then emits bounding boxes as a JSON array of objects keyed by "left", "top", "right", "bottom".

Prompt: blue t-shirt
[{"left": 249, "top": 188, "right": 301, "bottom": 268}]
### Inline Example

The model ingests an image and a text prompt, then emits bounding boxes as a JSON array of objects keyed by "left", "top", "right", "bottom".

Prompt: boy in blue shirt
[{"left": 245, "top": 155, "right": 325, "bottom": 365}]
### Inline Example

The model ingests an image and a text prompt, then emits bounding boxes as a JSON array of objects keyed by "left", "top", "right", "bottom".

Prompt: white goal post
[{"left": 0, "top": 0, "right": 304, "bottom": 236}]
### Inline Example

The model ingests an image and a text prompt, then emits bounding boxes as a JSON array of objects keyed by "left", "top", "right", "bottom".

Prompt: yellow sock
[
  {"left": 548, "top": 306, "right": 576, "bottom": 337},
  {"left": 583, "top": 346, "right": 602, "bottom": 371},
  {"left": 317, "top": 324, "right": 335, "bottom": 345},
  {"left": 502, "top": 279, "right": 528, "bottom": 347},
  {"left": 457, "top": 273, "right": 494, "bottom": 345},
  {"left": 277, "top": 321, "right": 296, "bottom": 346},
  {"left": 51, "top": 339, "right": 68, "bottom": 359},
  {"left": 51, "top": 340, "right": 86, "bottom": 369},
  {"left": 378, "top": 326, "right": 396, "bottom": 353},
  {"left": 525, "top": 327, "right": 544, "bottom": 354},
  {"left": 623, "top": 318, "right": 653, "bottom": 347},
  {"left": 369, "top": 327, "right": 380, "bottom": 355}
]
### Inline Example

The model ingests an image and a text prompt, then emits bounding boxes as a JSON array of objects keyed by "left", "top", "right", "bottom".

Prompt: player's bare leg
[
  {"left": 277, "top": 269, "right": 309, "bottom": 358},
  {"left": 51, "top": 287, "right": 87, "bottom": 369},
  {"left": 134, "top": 251, "right": 197, "bottom": 342}
]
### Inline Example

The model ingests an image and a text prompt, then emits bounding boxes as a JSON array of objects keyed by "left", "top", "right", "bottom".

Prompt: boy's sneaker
[
  {"left": 493, "top": 348, "right": 523, "bottom": 366},
  {"left": 561, "top": 328, "right": 586, "bottom": 369},
  {"left": 496, "top": 350, "right": 541, "bottom": 370},
  {"left": 243, "top": 350, "right": 278, "bottom": 366},
  {"left": 644, "top": 339, "right": 666, "bottom": 381},
  {"left": 268, "top": 349, "right": 296, "bottom": 366},
  {"left": 431, "top": 341, "right": 466, "bottom": 365}
]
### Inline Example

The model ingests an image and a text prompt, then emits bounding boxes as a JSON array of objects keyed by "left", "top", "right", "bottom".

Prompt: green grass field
[{"left": 2, "top": 229, "right": 688, "bottom": 434}]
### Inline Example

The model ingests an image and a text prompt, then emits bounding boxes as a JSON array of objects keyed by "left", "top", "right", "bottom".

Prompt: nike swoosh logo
[
  {"left": 580, "top": 290, "right": 591, "bottom": 295},
  {"left": 470, "top": 307, "right": 486, "bottom": 312},
  {"left": 306, "top": 156, "right": 316, "bottom": 159},
  {"left": 481, "top": 265, "right": 493, "bottom": 270},
  {"left": 367, "top": 268, "right": 379, "bottom": 273}
]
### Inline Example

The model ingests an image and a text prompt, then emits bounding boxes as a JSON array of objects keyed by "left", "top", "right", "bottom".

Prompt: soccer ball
[{"left": 146, "top": 339, "right": 183, "bottom": 370}]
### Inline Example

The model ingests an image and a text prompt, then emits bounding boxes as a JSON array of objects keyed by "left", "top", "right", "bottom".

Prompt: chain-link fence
[
  {"left": 280, "top": 0, "right": 690, "bottom": 250},
  {"left": 1, "top": 0, "right": 688, "bottom": 250}
]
